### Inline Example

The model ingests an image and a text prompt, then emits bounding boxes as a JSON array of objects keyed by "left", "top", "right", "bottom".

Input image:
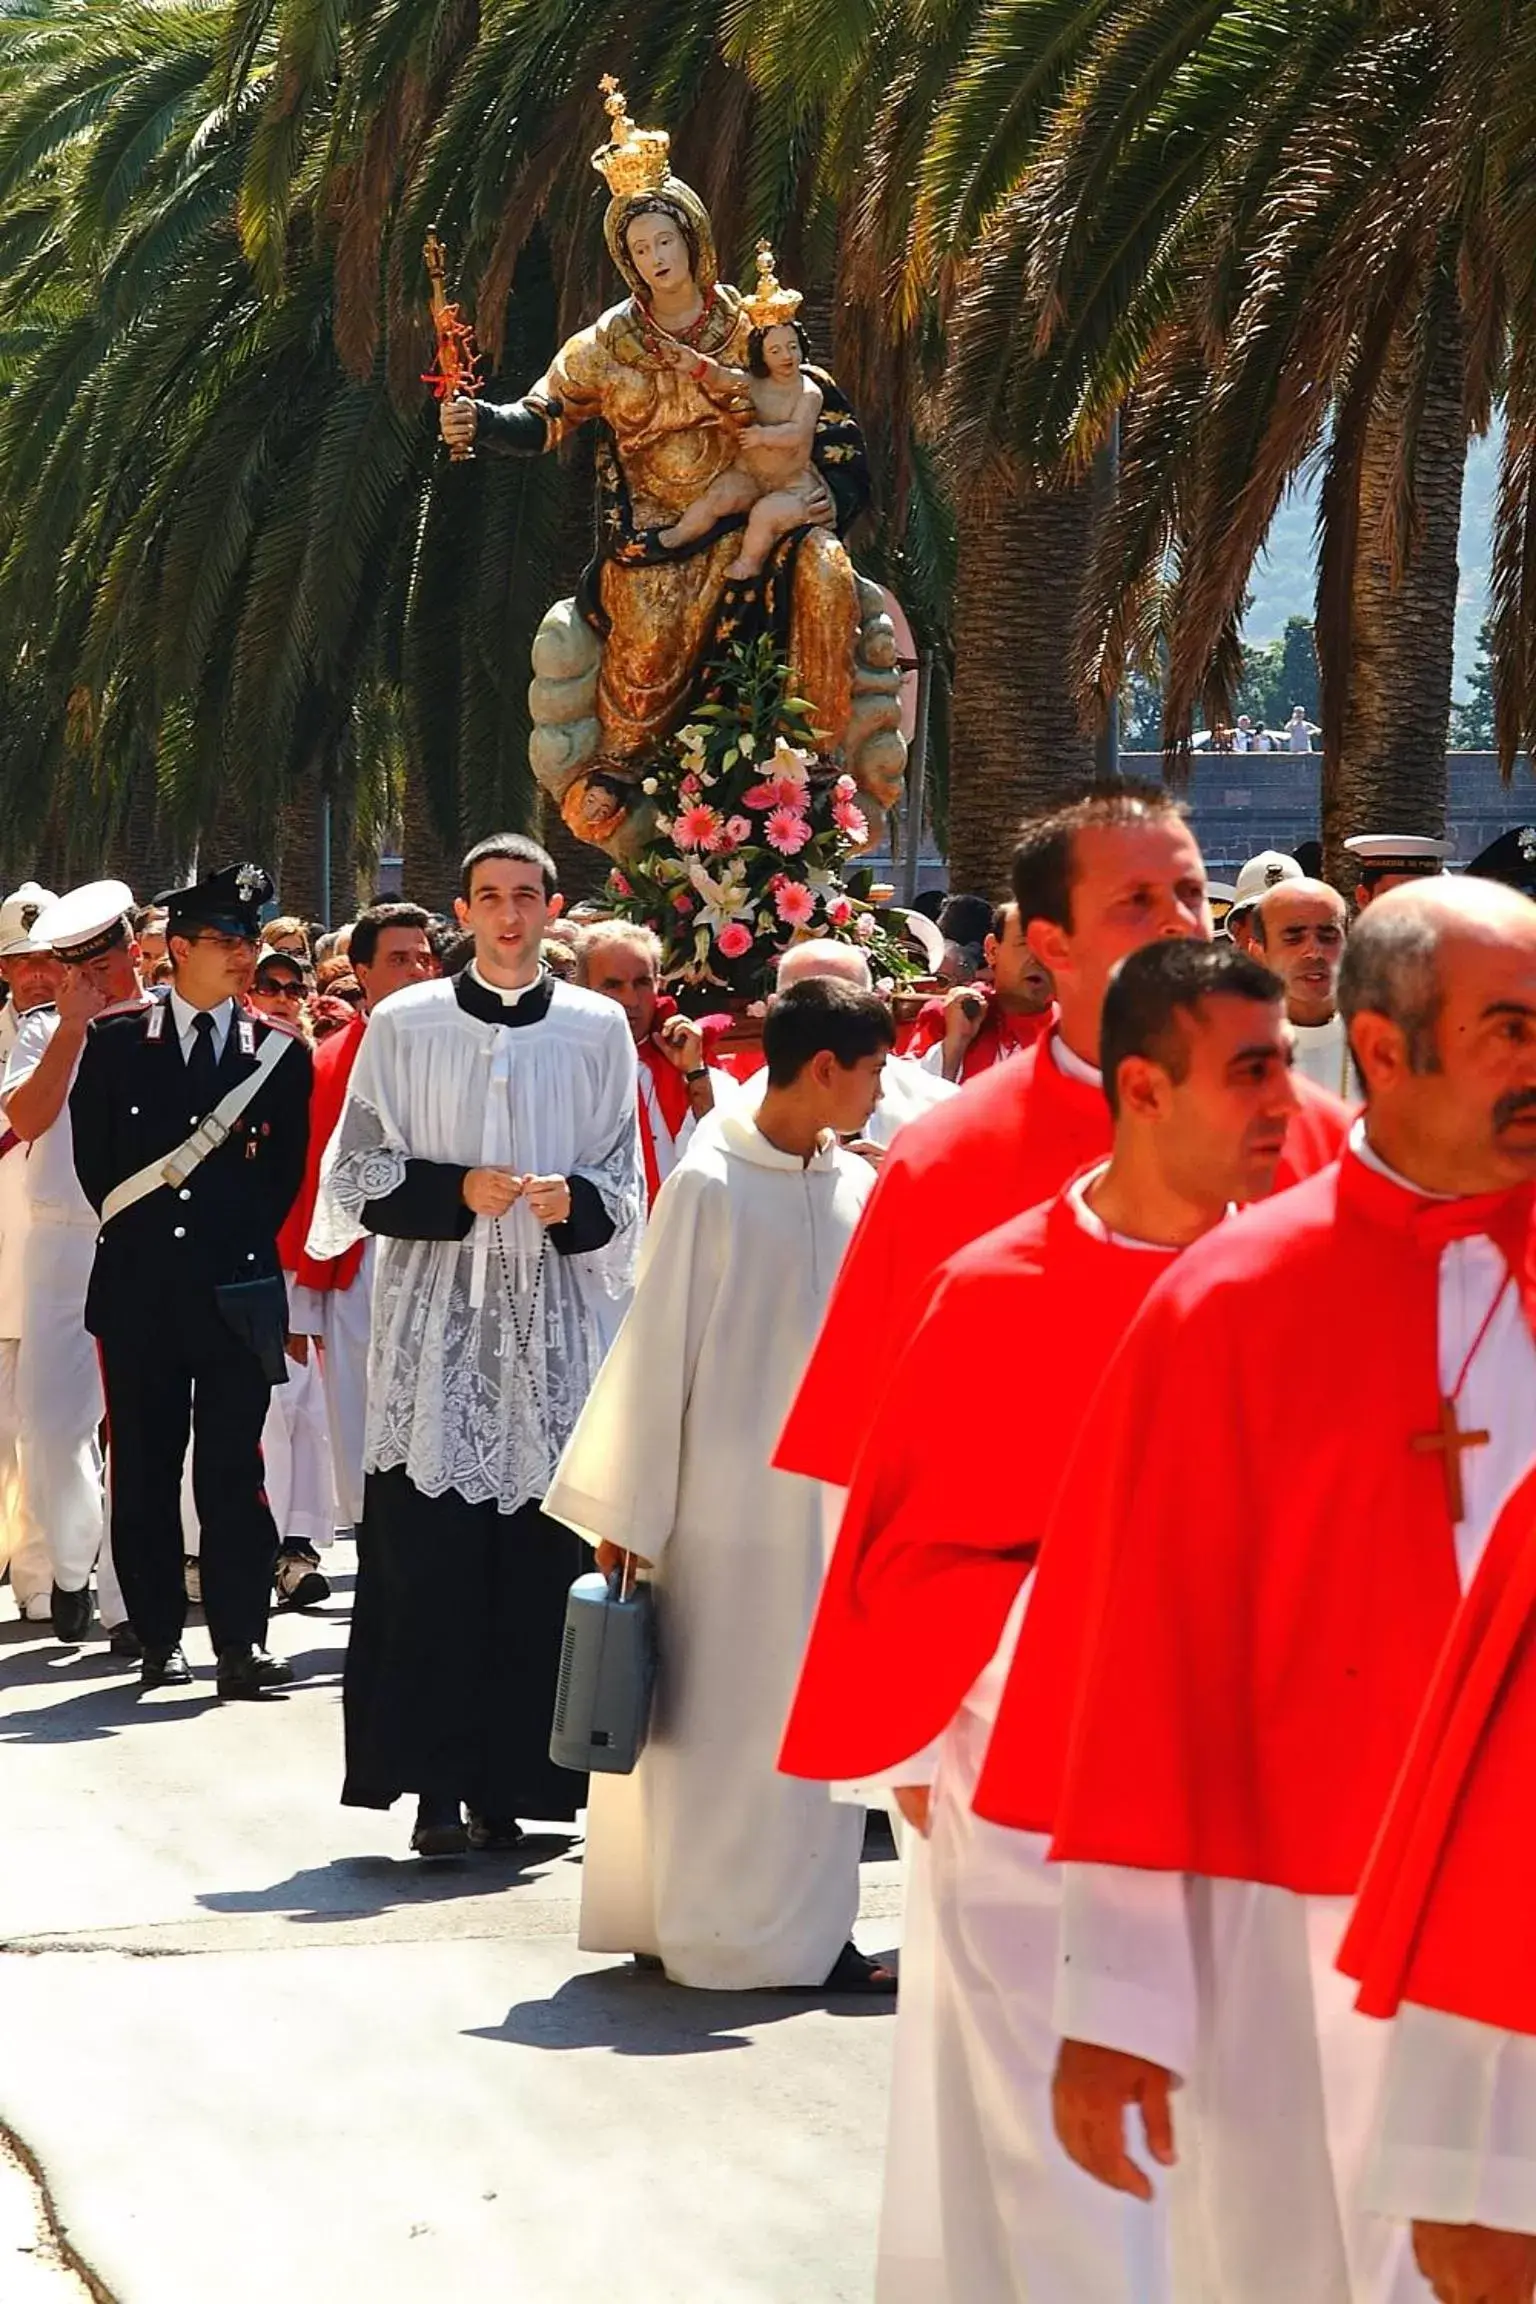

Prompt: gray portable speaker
[{"left": 549, "top": 1566, "right": 658, "bottom": 1776}]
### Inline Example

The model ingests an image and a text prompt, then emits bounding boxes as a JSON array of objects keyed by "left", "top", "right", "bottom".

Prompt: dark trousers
[
  {"left": 343, "top": 1467, "right": 588, "bottom": 1821},
  {"left": 100, "top": 1306, "right": 277, "bottom": 1654}
]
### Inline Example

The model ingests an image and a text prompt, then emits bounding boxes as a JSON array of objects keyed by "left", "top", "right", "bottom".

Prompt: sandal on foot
[
  {"left": 466, "top": 1813, "right": 526, "bottom": 1853},
  {"left": 820, "top": 1942, "right": 897, "bottom": 1995}
]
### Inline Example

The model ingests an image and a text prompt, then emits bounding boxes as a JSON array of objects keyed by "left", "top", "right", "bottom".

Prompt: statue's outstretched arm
[{"left": 475, "top": 397, "right": 557, "bottom": 457}]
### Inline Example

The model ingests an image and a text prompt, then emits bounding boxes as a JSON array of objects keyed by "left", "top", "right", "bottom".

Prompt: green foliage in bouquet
[{"left": 604, "top": 637, "right": 916, "bottom": 997}]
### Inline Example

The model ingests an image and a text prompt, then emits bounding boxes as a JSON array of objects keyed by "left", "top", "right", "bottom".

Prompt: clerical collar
[
  {"left": 1351, "top": 1118, "right": 1456, "bottom": 1202},
  {"left": 454, "top": 967, "right": 556, "bottom": 1029},
  {"left": 468, "top": 963, "right": 542, "bottom": 1006},
  {"left": 1050, "top": 1031, "right": 1102, "bottom": 1089}
]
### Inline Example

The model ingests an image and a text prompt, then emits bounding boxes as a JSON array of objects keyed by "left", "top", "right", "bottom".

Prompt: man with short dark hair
[
  {"left": 784, "top": 938, "right": 1298, "bottom": 2303},
  {"left": 777, "top": 784, "right": 1348, "bottom": 1493},
  {"left": 548, "top": 978, "right": 896, "bottom": 1990},
  {"left": 282, "top": 900, "right": 435, "bottom": 1540},
  {"left": 311, "top": 834, "right": 642, "bottom": 1857},
  {"left": 976, "top": 876, "right": 1536, "bottom": 2303},
  {"left": 67, "top": 867, "right": 312, "bottom": 1695},
  {"left": 911, "top": 900, "right": 1056, "bottom": 1081}
]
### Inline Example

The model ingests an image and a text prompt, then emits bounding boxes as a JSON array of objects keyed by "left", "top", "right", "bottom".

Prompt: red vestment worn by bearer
[
  {"left": 907, "top": 997, "right": 1053, "bottom": 1079},
  {"left": 972, "top": 1155, "right": 1536, "bottom": 1897},
  {"left": 278, "top": 1007, "right": 366, "bottom": 1292},
  {"left": 1338, "top": 1456, "right": 1536, "bottom": 2035},
  {"left": 774, "top": 1031, "right": 1350, "bottom": 1490},
  {"left": 779, "top": 1180, "right": 1178, "bottom": 1783},
  {"left": 634, "top": 996, "right": 697, "bottom": 1208}
]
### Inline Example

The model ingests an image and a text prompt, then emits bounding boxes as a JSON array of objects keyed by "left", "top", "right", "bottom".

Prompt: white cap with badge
[
  {"left": 1228, "top": 850, "right": 1304, "bottom": 925},
  {"left": 32, "top": 880, "right": 136, "bottom": 964},
  {"left": 0, "top": 882, "right": 60, "bottom": 959}
]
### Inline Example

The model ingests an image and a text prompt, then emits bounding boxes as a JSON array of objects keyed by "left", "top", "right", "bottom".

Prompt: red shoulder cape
[
  {"left": 1338, "top": 1456, "right": 1536, "bottom": 2034},
  {"left": 907, "top": 997, "right": 1054, "bottom": 1079},
  {"left": 277, "top": 1008, "right": 367, "bottom": 1291},
  {"left": 773, "top": 1037, "right": 1349, "bottom": 1492},
  {"left": 773, "top": 1039, "right": 1110, "bottom": 1487},
  {"left": 636, "top": 998, "right": 694, "bottom": 1208},
  {"left": 779, "top": 1186, "right": 1177, "bottom": 1780},
  {"left": 973, "top": 1156, "right": 1536, "bottom": 1895}
]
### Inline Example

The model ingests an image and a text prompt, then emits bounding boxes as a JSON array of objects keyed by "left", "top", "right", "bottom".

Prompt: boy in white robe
[{"left": 546, "top": 977, "right": 897, "bottom": 1991}]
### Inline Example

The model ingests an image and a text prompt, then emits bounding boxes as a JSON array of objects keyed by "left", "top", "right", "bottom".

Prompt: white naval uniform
[
  {"left": 0, "top": 1004, "right": 49, "bottom": 1610},
  {"left": 0, "top": 1009, "right": 124, "bottom": 1620},
  {"left": 1054, "top": 1130, "right": 1536, "bottom": 2304}
]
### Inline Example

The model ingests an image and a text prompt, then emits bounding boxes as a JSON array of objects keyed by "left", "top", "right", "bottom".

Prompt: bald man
[
  {"left": 1251, "top": 877, "right": 1352, "bottom": 1098},
  {"left": 976, "top": 876, "right": 1536, "bottom": 2303},
  {"left": 693, "top": 941, "right": 955, "bottom": 1160}
]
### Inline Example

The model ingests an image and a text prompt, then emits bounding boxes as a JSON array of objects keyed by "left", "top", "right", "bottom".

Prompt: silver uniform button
[
  {"left": 129, "top": 1105, "right": 139, "bottom": 1116},
  {"left": 178, "top": 1189, "right": 191, "bottom": 1201},
  {"left": 173, "top": 1226, "right": 186, "bottom": 1240}
]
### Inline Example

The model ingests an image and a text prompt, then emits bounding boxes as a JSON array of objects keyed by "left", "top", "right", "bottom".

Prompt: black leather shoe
[
  {"left": 140, "top": 1643, "right": 193, "bottom": 1690},
  {"left": 411, "top": 1795, "right": 468, "bottom": 1859},
  {"left": 108, "top": 1623, "right": 144, "bottom": 1662},
  {"left": 50, "top": 1582, "right": 92, "bottom": 1644},
  {"left": 215, "top": 1645, "right": 294, "bottom": 1700}
]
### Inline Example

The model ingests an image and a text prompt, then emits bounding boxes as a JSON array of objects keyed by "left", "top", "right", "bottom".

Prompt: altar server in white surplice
[
  {"left": 310, "top": 834, "right": 642, "bottom": 1861},
  {"left": 545, "top": 978, "right": 898, "bottom": 1993}
]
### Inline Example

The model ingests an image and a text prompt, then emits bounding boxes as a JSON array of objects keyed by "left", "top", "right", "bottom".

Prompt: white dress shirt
[{"left": 168, "top": 989, "right": 234, "bottom": 1061}]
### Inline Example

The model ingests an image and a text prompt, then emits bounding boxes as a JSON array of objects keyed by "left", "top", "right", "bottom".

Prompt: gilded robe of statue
[{"left": 470, "top": 95, "right": 906, "bottom": 860}]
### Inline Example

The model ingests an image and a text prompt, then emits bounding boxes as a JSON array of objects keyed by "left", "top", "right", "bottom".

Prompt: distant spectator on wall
[{"left": 1286, "top": 706, "right": 1318, "bottom": 753}]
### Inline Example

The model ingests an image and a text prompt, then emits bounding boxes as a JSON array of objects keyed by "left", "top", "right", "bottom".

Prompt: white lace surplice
[{"left": 309, "top": 978, "right": 642, "bottom": 1516}]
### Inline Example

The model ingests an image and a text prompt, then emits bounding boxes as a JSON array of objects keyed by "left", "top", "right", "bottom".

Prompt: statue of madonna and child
[{"left": 438, "top": 79, "right": 908, "bottom": 863}]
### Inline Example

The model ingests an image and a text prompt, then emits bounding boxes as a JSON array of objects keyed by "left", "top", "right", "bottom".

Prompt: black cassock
[{"left": 340, "top": 970, "right": 613, "bottom": 1822}]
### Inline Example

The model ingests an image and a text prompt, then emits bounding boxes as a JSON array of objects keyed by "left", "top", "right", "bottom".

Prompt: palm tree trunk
[
  {"left": 1322, "top": 323, "right": 1466, "bottom": 889},
  {"left": 946, "top": 466, "right": 1099, "bottom": 896},
  {"left": 400, "top": 769, "right": 460, "bottom": 914}
]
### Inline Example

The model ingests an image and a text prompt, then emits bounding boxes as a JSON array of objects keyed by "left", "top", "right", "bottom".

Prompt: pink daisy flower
[
  {"left": 743, "top": 776, "right": 810, "bottom": 812},
  {"left": 774, "top": 881, "right": 817, "bottom": 928},
  {"left": 832, "top": 799, "right": 869, "bottom": 842},
  {"left": 715, "top": 922, "right": 754, "bottom": 960},
  {"left": 764, "top": 805, "right": 813, "bottom": 855},
  {"left": 673, "top": 803, "right": 723, "bottom": 851}
]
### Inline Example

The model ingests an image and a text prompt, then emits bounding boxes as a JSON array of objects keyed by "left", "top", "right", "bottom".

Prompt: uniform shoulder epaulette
[{"left": 96, "top": 993, "right": 153, "bottom": 1021}]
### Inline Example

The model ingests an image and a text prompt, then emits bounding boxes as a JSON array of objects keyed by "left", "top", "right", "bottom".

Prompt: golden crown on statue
[
  {"left": 742, "top": 241, "right": 803, "bottom": 331},
  {"left": 591, "top": 75, "right": 672, "bottom": 199}
]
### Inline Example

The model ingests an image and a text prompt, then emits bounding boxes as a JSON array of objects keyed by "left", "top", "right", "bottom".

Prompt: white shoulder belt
[{"left": 100, "top": 1030, "right": 296, "bottom": 1226}]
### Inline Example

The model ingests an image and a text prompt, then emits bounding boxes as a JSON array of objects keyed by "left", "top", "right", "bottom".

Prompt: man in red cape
[
  {"left": 1336, "top": 1456, "right": 1536, "bottom": 2304},
  {"left": 973, "top": 879, "right": 1536, "bottom": 2304},
  {"left": 780, "top": 940, "right": 1299, "bottom": 2304},
  {"left": 907, "top": 900, "right": 1056, "bottom": 1081},
  {"left": 283, "top": 904, "right": 435, "bottom": 1539},
  {"left": 774, "top": 783, "right": 1350, "bottom": 1494},
  {"left": 573, "top": 922, "right": 722, "bottom": 1205}
]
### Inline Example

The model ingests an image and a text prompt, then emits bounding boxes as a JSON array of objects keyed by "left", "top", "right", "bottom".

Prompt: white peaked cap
[{"left": 0, "top": 881, "right": 60, "bottom": 958}]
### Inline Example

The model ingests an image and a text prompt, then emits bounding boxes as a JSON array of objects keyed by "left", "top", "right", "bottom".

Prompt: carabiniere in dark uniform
[{"left": 69, "top": 864, "right": 313, "bottom": 1697}]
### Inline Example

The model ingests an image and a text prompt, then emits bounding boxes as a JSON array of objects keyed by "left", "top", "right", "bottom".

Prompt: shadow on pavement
[
  {"left": 470, "top": 1962, "right": 899, "bottom": 2058},
  {"left": 197, "top": 1837, "right": 582, "bottom": 1924}
]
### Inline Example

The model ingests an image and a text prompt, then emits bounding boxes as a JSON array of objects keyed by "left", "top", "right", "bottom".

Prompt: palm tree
[{"left": 933, "top": 0, "right": 1528, "bottom": 883}]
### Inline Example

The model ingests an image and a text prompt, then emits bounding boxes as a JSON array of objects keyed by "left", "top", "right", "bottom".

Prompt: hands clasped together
[{"left": 462, "top": 1168, "right": 573, "bottom": 1226}]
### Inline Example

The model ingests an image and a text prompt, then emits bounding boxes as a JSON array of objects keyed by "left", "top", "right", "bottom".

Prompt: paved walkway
[{"left": 0, "top": 1547, "right": 900, "bottom": 2302}]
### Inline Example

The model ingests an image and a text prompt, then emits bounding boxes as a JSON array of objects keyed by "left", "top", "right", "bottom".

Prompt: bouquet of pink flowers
[{"left": 605, "top": 636, "right": 915, "bottom": 996}]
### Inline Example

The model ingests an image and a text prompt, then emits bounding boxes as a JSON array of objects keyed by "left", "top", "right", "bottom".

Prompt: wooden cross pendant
[{"left": 1411, "top": 1396, "right": 1491, "bottom": 1523}]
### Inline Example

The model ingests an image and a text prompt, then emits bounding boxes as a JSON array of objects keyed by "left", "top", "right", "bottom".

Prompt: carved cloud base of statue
[{"left": 529, "top": 567, "right": 907, "bottom": 864}]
